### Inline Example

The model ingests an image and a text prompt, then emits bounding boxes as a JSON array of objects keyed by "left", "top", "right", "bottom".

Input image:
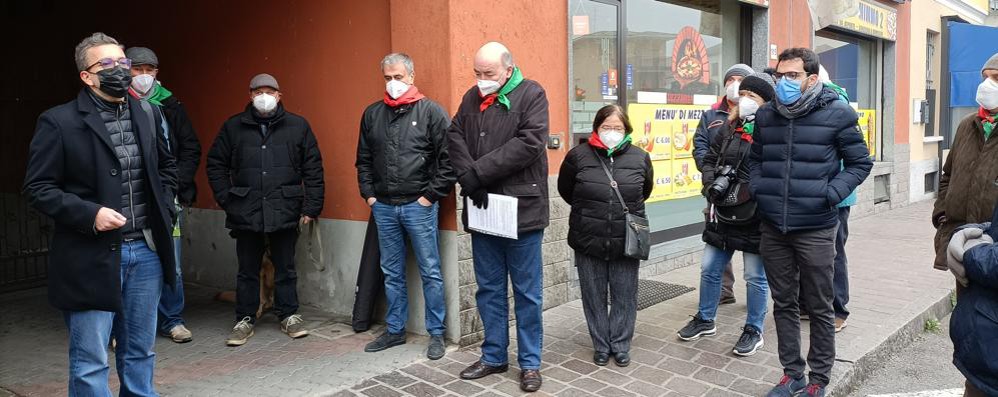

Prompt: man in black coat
[
  {"left": 207, "top": 73, "right": 324, "bottom": 346},
  {"left": 448, "top": 42, "right": 550, "bottom": 393},
  {"left": 749, "top": 48, "right": 872, "bottom": 396},
  {"left": 126, "top": 46, "right": 201, "bottom": 344},
  {"left": 22, "top": 32, "right": 178, "bottom": 396},
  {"left": 356, "top": 53, "right": 455, "bottom": 359}
]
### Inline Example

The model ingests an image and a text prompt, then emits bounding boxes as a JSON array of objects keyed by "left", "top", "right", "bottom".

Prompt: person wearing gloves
[
  {"left": 946, "top": 201, "right": 998, "bottom": 397},
  {"left": 356, "top": 53, "right": 455, "bottom": 359},
  {"left": 693, "top": 63, "right": 754, "bottom": 306},
  {"left": 125, "top": 46, "right": 202, "bottom": 344},
  {"left": 558, "top": 104, "right": 653, "bottom": 368},
  {"left": 932, "top": 53, "right": 998, "bottom": 290},
  {"left": 678, "top": 72, "right": 774, "bottom": 357}
]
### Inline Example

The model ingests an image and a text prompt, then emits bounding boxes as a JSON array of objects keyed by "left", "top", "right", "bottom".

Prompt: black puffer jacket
[
  {"left": 701, "top": 120, "right": 760, "bottom": 253},
  {"left": 749, "top": 87, "right": 873, "bottom": 233},
  {"left": 558, "top": 141, "right": 653, "bottom": 261},
  {"left": 356, "top": 98, "right": 455, "bottom": 205},
  {"left": 92, "top": 93, "right": 148, "bottom": 239},
  {"left": 206, "top": 103, "right": 324, "bottom": 233}
]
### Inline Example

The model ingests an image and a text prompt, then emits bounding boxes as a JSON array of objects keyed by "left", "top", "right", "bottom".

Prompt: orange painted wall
[
  {"left": 767, "top": 0, "right": 814, "bottom": 67},
  {"left": 447, "top": 0, "right": 571, "bottom": 173}
]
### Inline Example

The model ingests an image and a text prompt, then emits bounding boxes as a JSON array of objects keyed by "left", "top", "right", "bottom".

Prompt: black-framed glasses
[
  {"left": 85, "top": 57, "right": 132, "bottom": 72},
  {"left": 772, "top": 71, "right": 810, "bottom": 81}
]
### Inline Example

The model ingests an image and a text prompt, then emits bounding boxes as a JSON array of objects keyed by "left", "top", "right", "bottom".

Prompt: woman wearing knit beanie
[{"left": 678, "top": 72, "right": 776, "bottom": 358}]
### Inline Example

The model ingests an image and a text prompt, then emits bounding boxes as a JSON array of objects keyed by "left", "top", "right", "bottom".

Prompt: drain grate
[{"left": 633, "top": 279, "right": 695, "bottom": 310}]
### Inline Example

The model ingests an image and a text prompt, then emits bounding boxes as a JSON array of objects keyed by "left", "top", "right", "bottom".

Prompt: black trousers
[
  {"left": 760, "top": 222, "right": 837, "bottom": 386},
  {"left": 234, "top": 228, "right": 299, "bottom": 323},
  {"left": 575, "top": 252, "right": 639, "bottom": 354}
]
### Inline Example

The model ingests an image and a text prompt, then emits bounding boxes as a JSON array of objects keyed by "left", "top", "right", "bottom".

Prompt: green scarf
[
  {"left": 496, "top": 67, "right": 524, "bottom": 110},
  {"left": 147, "top": 83, "right": 174, "bottom": 106},
  {"left": 607, "top": 134, "right": 632, "bottom": 156},
  {"left": 824, "top": 81, "right": 850, "bottom": 102}
]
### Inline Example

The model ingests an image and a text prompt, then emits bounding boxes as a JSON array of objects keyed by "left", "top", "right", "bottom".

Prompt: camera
[{"left": 706, "top": 165, "right": 736, "bottom": 203}]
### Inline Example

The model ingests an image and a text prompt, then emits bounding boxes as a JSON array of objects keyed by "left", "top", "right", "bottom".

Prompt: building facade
[{"left": 3, "top": 0, "right": 995, "bottom": 346}]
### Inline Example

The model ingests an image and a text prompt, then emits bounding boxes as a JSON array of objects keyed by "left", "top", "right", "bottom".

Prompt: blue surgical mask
[{"left": 776, "top": 77, "right": 803, "bottom": 105}]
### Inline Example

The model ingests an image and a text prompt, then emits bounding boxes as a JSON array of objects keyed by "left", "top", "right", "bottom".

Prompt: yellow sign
[
  {"left": 961, "top": 0, "right": 990, "bottom": 14},
  {"left": 857, "top": 109, "right": 877, "bottom": 157},
  {"left": 832, "top": 0, "right": 898, "bottom": 41},
  {"left": 628, "top": 103, "right": 708, "bottom": 203}
]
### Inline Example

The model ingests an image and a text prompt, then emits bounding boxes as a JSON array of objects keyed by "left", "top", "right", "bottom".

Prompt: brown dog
[{"left": 215, "top": 243, "right": 276, "bottom": 319}]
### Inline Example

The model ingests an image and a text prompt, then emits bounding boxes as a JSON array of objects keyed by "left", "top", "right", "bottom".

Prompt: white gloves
[{"left": 947, "top": 227, "right": 994, "bottom": 287}]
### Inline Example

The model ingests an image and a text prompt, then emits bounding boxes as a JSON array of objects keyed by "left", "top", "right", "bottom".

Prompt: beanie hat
[
  {"left": 249, "top": 73, "right": 280, "bottom": 91},
  {"left": 125, "top": 47, "right": 159, "bottom": 67},
  {"left": 738, "top": 72, "right": 776, "bottom": 103},
  {"left": 983, "top": 53, "right": 998, "bottom": 77},
  {"left": 724, "top": 63, "right": 754, "bottom": 84}
]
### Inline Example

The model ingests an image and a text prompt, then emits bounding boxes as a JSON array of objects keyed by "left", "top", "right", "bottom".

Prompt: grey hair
[
  {"left": 74, "top": 32, "right": 121, "bottom": 71},
  {"left": 381, "top": 53, "right": 414, "bottom": 75},
  {"left": 501, "top": 51, "right": 514, "bottom": 68}
]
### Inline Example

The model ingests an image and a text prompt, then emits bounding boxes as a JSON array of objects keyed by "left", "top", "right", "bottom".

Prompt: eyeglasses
[
  {"left": 598, "top": 126, "right": 626, "bottom": 134},
  {"left": 85, "top": 57, "right": 132, "bottom": 72},
  {"left": 772, "top": 71, "right": 809, "bottom": 81}
]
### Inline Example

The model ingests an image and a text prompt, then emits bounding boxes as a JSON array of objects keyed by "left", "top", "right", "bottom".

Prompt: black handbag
[{"left": 594, "top": 149, "right": 650, "bottom": 260}]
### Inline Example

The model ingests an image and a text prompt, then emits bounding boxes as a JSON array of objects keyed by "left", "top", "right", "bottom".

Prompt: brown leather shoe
[
  {"left": 459, "top": 360, "right": 508, "bottom": 380},
  {"left": 520, "top": 369, "right": 542, "bottom": 392}
]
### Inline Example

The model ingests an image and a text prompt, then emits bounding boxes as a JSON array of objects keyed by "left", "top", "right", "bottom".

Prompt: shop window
[
  {"left": 625, "top": 0, "right": 741, "bottom": 237},
  {"left": 815, "top": 31, "right": 880, "bottom": 160},
  {"left": 569, "top": 0, "right": 619, "bottom": 145}
]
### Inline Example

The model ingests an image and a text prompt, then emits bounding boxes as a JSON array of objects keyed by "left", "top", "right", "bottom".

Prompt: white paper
[{"left": 467, "top": 194, "right": 518, "bottom": 240}]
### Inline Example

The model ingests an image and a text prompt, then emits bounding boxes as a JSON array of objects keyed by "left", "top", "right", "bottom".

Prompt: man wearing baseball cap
[
  {"left": 206, "top": 73, "right": 325, "bottom": 346},
  {"left": 125, "top": 46, "right": 202, "bottom": 344}
]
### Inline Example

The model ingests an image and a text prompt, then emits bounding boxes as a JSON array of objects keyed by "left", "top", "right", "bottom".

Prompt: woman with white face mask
[
  {"left": 932, "top": 53, "right": 998, "bottom": 294},
  {"left": 557, "top": 105, "right": 653, "bottom": 368},
  {"left": 677, "top": 72, "right": 777, "bottom": 358}
]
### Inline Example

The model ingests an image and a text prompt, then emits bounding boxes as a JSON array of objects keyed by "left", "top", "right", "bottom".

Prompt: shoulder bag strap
[{"left": 592, "top": 148, "right": 630, "bottom": 214}]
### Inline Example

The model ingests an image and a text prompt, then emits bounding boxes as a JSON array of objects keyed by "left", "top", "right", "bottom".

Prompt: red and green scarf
[
  {"left": 588, "top": 131, "right": 632, "bottom": 156},
  {"left": 480, "top": 67, "right": 524, "bottom": 112},
  {"left": 979, "top": 107, "right": 996, "bottom": 140},
  {"left": 735, "top": 120, "right": 755, "bottom": 143},
  {"left": 127, "top": 83, "right": 173, "bottom": 106},
  {"left": 384, "top": 85, "right": 426, "bottom": 108}
]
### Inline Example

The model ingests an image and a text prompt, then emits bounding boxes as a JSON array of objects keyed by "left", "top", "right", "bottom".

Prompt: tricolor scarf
[
  {"left": 588, "top": 131, "right": 632, "bottom": 156},
  {"left": 128, "top": 83, "right": 173, "bottom": 106},
  {"left": 978, "top": 107, "right": 996, "bottom": 140},
  {"left": 384, "top": 85, "right": 426, "bottom": 108},
  {"left": 480, "top": 67, "right": 524, "bottom": 112},
  {"left": 735, "top": 120, "right": 755, "bottom": 143}
]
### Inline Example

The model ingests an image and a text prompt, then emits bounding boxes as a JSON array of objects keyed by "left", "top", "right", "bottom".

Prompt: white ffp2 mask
[
  {"left": 976, "top": 78, "right": 998, "bottom": 110},
  {"left": 386, "top": 80, "right": 409, "bottom": 100},
  {"left": 253, "top": 93, "right": 278, "bottom": 114}
]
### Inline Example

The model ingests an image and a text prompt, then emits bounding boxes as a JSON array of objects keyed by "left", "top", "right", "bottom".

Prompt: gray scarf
[{"left": 775, "top": 80, "right": 824, "bottom": 119}]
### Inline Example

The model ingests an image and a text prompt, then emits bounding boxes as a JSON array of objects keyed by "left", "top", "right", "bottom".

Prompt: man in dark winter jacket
[
  {"left": 693, "top": 63, "right": 754, "bottom": 306},
  {"left": 448, "top": 42, "right": 550, "bottom": 393},
  {"left": 946, "top": 201, "right": 998, "bottom": 397},
  {"left": 749, "top": 48, "right": 872, "bottom": 397},
  {"left": 126, "top": 46, "right": 201, "bottom": 344},
  {"left": 207, "top": 73, "right": 324, "bottom": 346},
  {"left": 356, "top": 53, "right": 455, "bottom": 360},
  {"left": 23, "top": 32, "right": 178, "bottom": 396}
]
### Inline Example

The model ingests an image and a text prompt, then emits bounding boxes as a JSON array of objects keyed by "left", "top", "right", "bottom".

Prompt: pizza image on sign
[{"left": 671, "top": 26, "right": 711, "bottom": 90}]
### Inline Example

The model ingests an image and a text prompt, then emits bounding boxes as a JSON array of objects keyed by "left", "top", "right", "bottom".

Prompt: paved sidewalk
[
  {"left": 0, "top": 201, "right": 954, "bottom": 396},
  {"left": 339, "top": 201, "right": 954, "bottom": 397}
]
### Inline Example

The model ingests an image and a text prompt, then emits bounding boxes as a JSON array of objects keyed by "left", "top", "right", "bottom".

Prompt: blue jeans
[
  {"left": 158, "top": 211, "right": 185, "bottom": 334},
  {"left": 64, "top": 240, "right": 163, "bottom": 397},
  {"left": 833, "top": 207, "right": 850, "bottom": 320},
  {"left": 371, "top": 201, "right": 446, "bottom": 336},
  {"left": 697, "top": 243, "right": 769, "bottom": 331},
  {"left": 472, "top": 230, "right": 544, "bottom": 370}
]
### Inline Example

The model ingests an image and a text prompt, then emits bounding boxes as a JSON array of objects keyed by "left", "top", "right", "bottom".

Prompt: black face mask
[{"left": 94, "top": 67, "right": 132, "bottom": 98}]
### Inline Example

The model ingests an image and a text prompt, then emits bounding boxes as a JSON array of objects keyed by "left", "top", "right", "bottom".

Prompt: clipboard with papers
[{"left": 467, "top": 194, "right": 518, "bottom": 240}]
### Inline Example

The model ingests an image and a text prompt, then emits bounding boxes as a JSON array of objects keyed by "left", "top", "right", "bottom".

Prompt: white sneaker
[{"left": 168, "top": 324, "right": 193, "bottom": 343}]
